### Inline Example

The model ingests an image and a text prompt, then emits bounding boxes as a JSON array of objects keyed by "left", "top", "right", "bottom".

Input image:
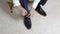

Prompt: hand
[
  {"left": 17, "top": 5, "right": 27, "bottom": 16},
  {"left": 26, "top": 7, "right": 35, "bottom": 18}
]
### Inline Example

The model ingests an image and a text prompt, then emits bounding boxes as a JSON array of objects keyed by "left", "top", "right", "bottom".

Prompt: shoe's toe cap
[{"left": 24, "top": 17, "right": 32, "bottom": 29}]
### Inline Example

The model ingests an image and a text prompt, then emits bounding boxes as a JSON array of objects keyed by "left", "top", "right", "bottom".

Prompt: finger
[
  {"left": 28, "top": 13, "right": 33, "bottom": 18},
  {"left": 29, "top": 15, "right": 32, "bottom": 18},
  {"left": 22, "top": 12, "right": 27, "bottom": 17},
  {"left": 25, "top": 11, "right": 27, "bottom": 14},
  {"left": 30, "top": 14, "right": 34, "bottom": 18},
  {"left": 26, "top": 13, "right": 31, "bottom": 17},
  {"left": 25, "top": 12, "right": 27, "bottom": 15},
  {"left": 26, "top": 14, "right": 30, "bottom": 17}
]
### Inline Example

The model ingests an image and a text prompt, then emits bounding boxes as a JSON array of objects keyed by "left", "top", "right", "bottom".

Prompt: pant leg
[
  {"left": 35, "top": 0, "right": 44, "bottom": 10},
  {"left": 35, "top": 0, "right": 47, "bottom": 16},
  {"left": 19, "top": 0, "right": 29, "bottom": 13},
  {"left": 39, "top": 0, "right": 47, "bottom": 6}
]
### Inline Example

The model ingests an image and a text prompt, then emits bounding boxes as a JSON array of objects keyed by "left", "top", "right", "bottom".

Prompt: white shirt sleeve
[
  {"left": 32, "top": 0, "right": 40, "bottom": 9},
  {"left": 13, "top": 0, "right": 21, "bottom": 7},
  {"left": 13, "top": 0, "right": 40, "bottom": 8}
]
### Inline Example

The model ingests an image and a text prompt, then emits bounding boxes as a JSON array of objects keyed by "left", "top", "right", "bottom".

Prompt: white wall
[{"left": 0, "top": 0, "right": 60, "bottom": 34}]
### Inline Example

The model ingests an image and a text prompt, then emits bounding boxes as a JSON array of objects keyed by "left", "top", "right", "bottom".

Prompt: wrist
[{"left": 31, "top": 7, "right": 35, "bottom": 10}]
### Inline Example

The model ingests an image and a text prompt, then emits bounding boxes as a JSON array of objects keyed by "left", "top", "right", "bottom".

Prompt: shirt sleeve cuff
[
  {"left": 13, "top": 0, "right": 21, "bottom": 7},
  {"left": 32, "top": 0, "right": 40, "bottom": 9}
]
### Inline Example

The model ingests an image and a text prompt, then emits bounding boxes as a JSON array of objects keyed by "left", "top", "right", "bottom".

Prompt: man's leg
[
  {"left": 20, "top": 0, "right": 32, "bottom": 29},
  {"left": 20, "top": 0, "right": 29, "bottom": 13},
  {"left": 35, "top": 0, "right": 47, "bottom": 16},
  {"left": 39, "top": 0, "right": 47, "bottom": 6},
  {"left": 36, "top": 5, "right": 47, "bottom": 16}
]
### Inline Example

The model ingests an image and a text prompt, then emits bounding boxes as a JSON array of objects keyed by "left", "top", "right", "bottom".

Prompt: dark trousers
[
  {"left": 20, "top": 0, "right": 38, "bottom": 13},
  {"left": 19, "top": 0, "right": 29, "bottom": 13},
  {"left": 20, "top": 0, "right": 47, "bottom": 13}
]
